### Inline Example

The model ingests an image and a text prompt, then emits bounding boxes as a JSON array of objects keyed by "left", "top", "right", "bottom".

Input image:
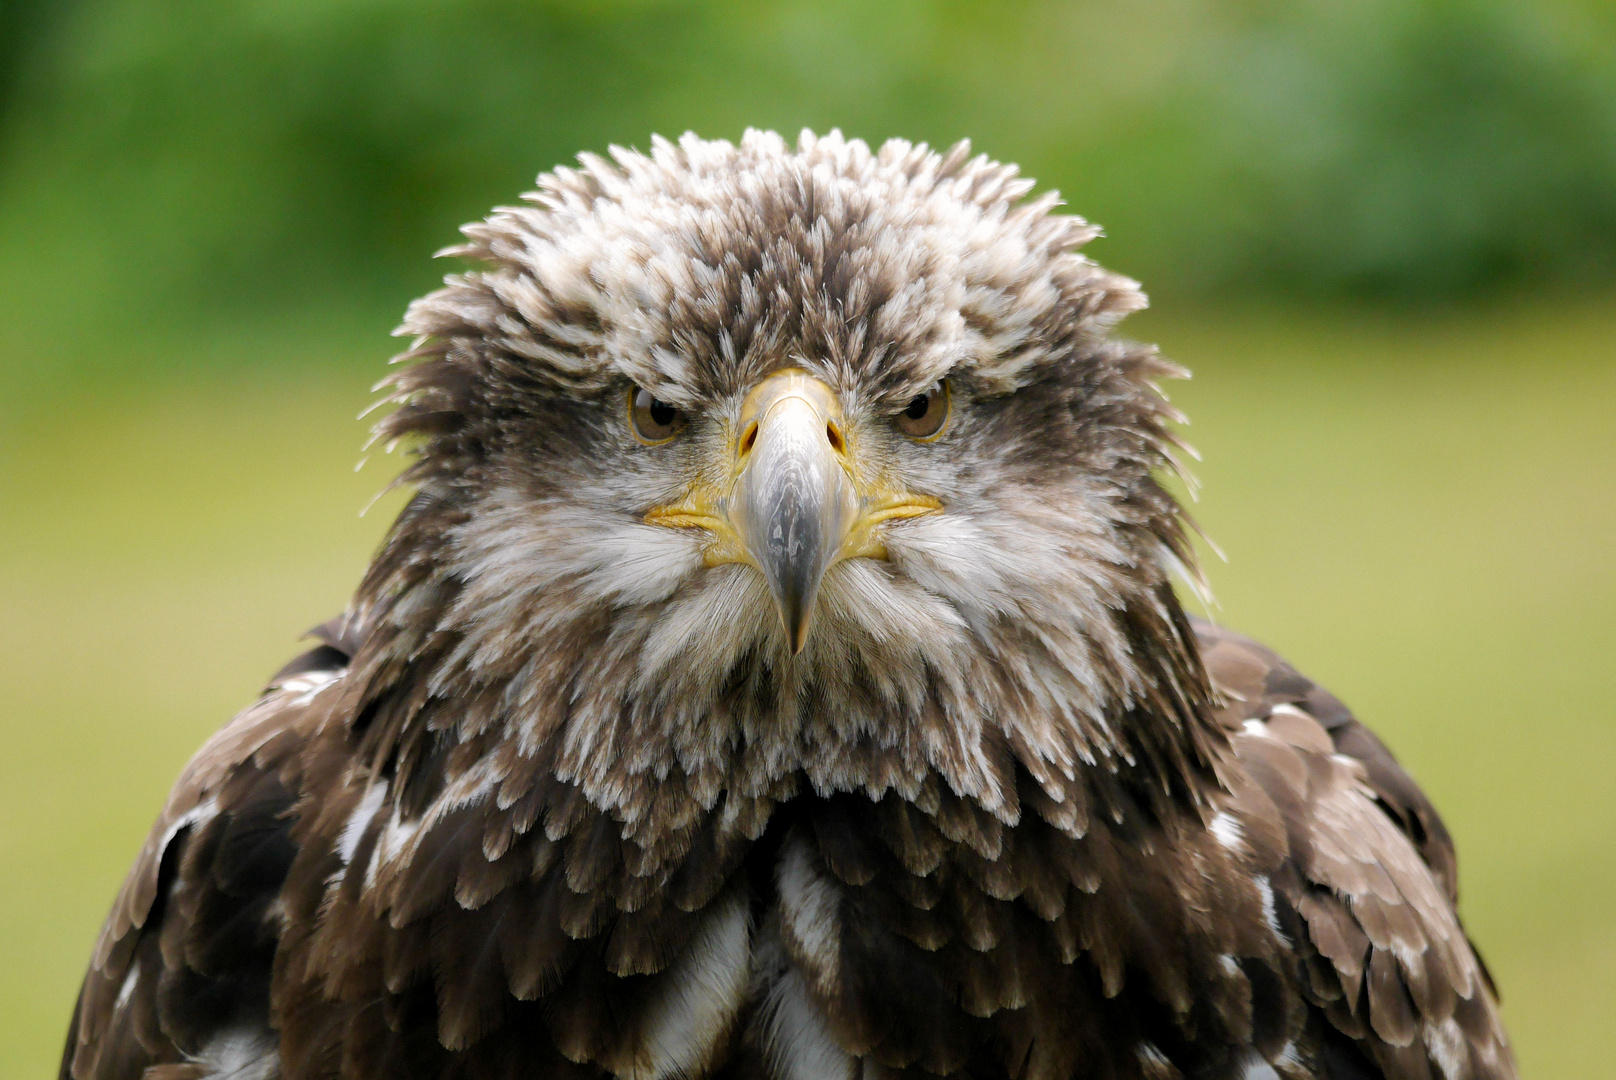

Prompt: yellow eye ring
[
  {"left": 628, "top": 386, "right": 687, "bottom": 444},
  {"left": 894, "top": 381, "right": 949, "bottom": 440}
]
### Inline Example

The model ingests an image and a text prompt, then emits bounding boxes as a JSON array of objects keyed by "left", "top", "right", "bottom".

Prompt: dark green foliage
[{"left": 0, "top": 0, "right": 1612, "bottom": 366}]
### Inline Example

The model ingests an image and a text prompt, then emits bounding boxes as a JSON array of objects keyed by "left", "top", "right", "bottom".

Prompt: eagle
[{"left": 61, "top": 130, "right": 1514, "bottom": 1080}]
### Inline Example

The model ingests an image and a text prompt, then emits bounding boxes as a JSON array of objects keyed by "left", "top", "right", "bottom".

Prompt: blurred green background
[{"left": 2, "top": 1, "right": 1612, "bottom": 1076}]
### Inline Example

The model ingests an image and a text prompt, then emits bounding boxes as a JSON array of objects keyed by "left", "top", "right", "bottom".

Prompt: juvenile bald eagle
[{"left": 61, "top": 131, "right": 1513, "bottom": 1080}]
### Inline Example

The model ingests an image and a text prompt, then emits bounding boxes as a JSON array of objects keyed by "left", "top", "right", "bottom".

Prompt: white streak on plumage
[
  {"left": 186, "top": 1025, "right": 279, "bottom": 1080},
  {"left": 1255, "top": 874, "right": 1285, "bottom": 939},
  {"left": 1240, "top": 1051, "right": 1280, "bottom": 1080},
  {"left": 630, "top": 887, "right": 753, "bottom": 1080},
  {"left": 278, "top": 667, "right": 340, "bottom": 705},
  {"left": 337, "top": 781, "right": 388, "bottom": 866},
  {"left": 1426, "top": 1016, "right": 1469, "bottom": 1080},
  {"left": 114, "top": 960, "right": 140, "bottom": 1012},
  {"left": 776, "top": 833, "right": 843, "bottom": 994},
  {"left": 1210, "top": 810, "right": 1245, "bottom": 852},
  {"left": 759, "top": 967, "right": 855, "bottom": 1080},
  {"left": 158, "top": 798, "right": 219, "bottom": 863}
]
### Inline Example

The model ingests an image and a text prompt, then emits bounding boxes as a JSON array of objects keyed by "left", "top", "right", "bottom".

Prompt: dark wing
[
  {"left": 60, "top": 631, "right": 351, "bottom": 1080},
  {"left": 1196, "top": 618, "right": 1515, "bottom": 1080}
]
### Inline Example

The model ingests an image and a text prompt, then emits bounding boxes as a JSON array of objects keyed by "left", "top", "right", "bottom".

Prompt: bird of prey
[{"left": 61, "top": 130, "right": 1514, "bottom": 1080}]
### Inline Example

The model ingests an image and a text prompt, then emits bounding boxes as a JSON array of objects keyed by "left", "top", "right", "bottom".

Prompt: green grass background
[{"left": 4, "top": 299, "right": 1611, "bottom": 1077}]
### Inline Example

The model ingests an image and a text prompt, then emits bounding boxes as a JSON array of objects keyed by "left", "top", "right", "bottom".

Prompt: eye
[
  {"left": 894, "top": 381, "right": 949, "bottom": 440},
  {"left": 628, "top": 386, "right": 688, "bottom": 443}
]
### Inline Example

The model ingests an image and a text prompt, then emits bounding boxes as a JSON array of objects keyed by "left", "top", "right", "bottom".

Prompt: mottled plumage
[{"left": 62, "top": 130, "right": 1513, "bottom": 1080}]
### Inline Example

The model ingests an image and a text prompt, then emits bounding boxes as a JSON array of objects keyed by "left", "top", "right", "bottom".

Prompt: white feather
[
  {"left": 186, "top": 1025, "right": 279, "bottom": 1080},
  {"left": 760, "top": 968, "right": 856, "bottom": 1080},
  {"left": 631, "top": 888, "right": 753, "bottom": 1080},
  {"left": 336, "top": 781, "right": 388, "bottom": 866},
  {"left": 1210, "top": 811, "right": 1245, "bottom": 852},
  {"left": 776, "top": 833, "right": 843, "bottom": 992}
]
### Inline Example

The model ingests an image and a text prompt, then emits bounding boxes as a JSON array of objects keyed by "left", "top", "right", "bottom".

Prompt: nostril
[
  {"left": 739, "top": 421, "right": 759, "bottom": 456},
  {"left": 825, "top": 421, "right": 845, "bottom": 454}
]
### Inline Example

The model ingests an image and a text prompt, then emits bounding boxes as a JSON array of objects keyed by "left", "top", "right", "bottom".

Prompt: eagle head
[{"left": 360, "top": 129, "right": 1212, "bottom": 821}]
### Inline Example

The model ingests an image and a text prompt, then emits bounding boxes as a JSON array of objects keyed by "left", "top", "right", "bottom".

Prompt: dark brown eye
[
  {"left": 894, "top": 382, "right": 949, "bottom": 440},
  {"left": 628, "top": 387, "right": 687, "bottom": 443}
]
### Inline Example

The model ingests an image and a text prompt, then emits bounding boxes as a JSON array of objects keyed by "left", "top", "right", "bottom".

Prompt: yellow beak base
[{"left": 644, "top": 370, "right": 939, "bottom": 652}]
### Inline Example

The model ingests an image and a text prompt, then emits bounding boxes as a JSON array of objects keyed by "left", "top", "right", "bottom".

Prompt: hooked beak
[
  {"left": 732, "top": 374, "right": 858, "bottom": 651},
  {"left": 645, "top": 370, "right": 940, "bottom": 653}
]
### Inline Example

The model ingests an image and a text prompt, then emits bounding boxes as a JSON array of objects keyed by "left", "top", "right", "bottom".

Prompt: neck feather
[{"left": 333, "top": 487, "right": 1227, "bottom": 846}]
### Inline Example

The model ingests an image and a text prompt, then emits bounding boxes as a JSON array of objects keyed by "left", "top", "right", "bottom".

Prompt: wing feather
[
  {"left": 61, "top": 639, "right": 342, "bottom": 1080},
  {"left": 1197, "top": 618, "right": 1514, "bottom": 1080}
]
